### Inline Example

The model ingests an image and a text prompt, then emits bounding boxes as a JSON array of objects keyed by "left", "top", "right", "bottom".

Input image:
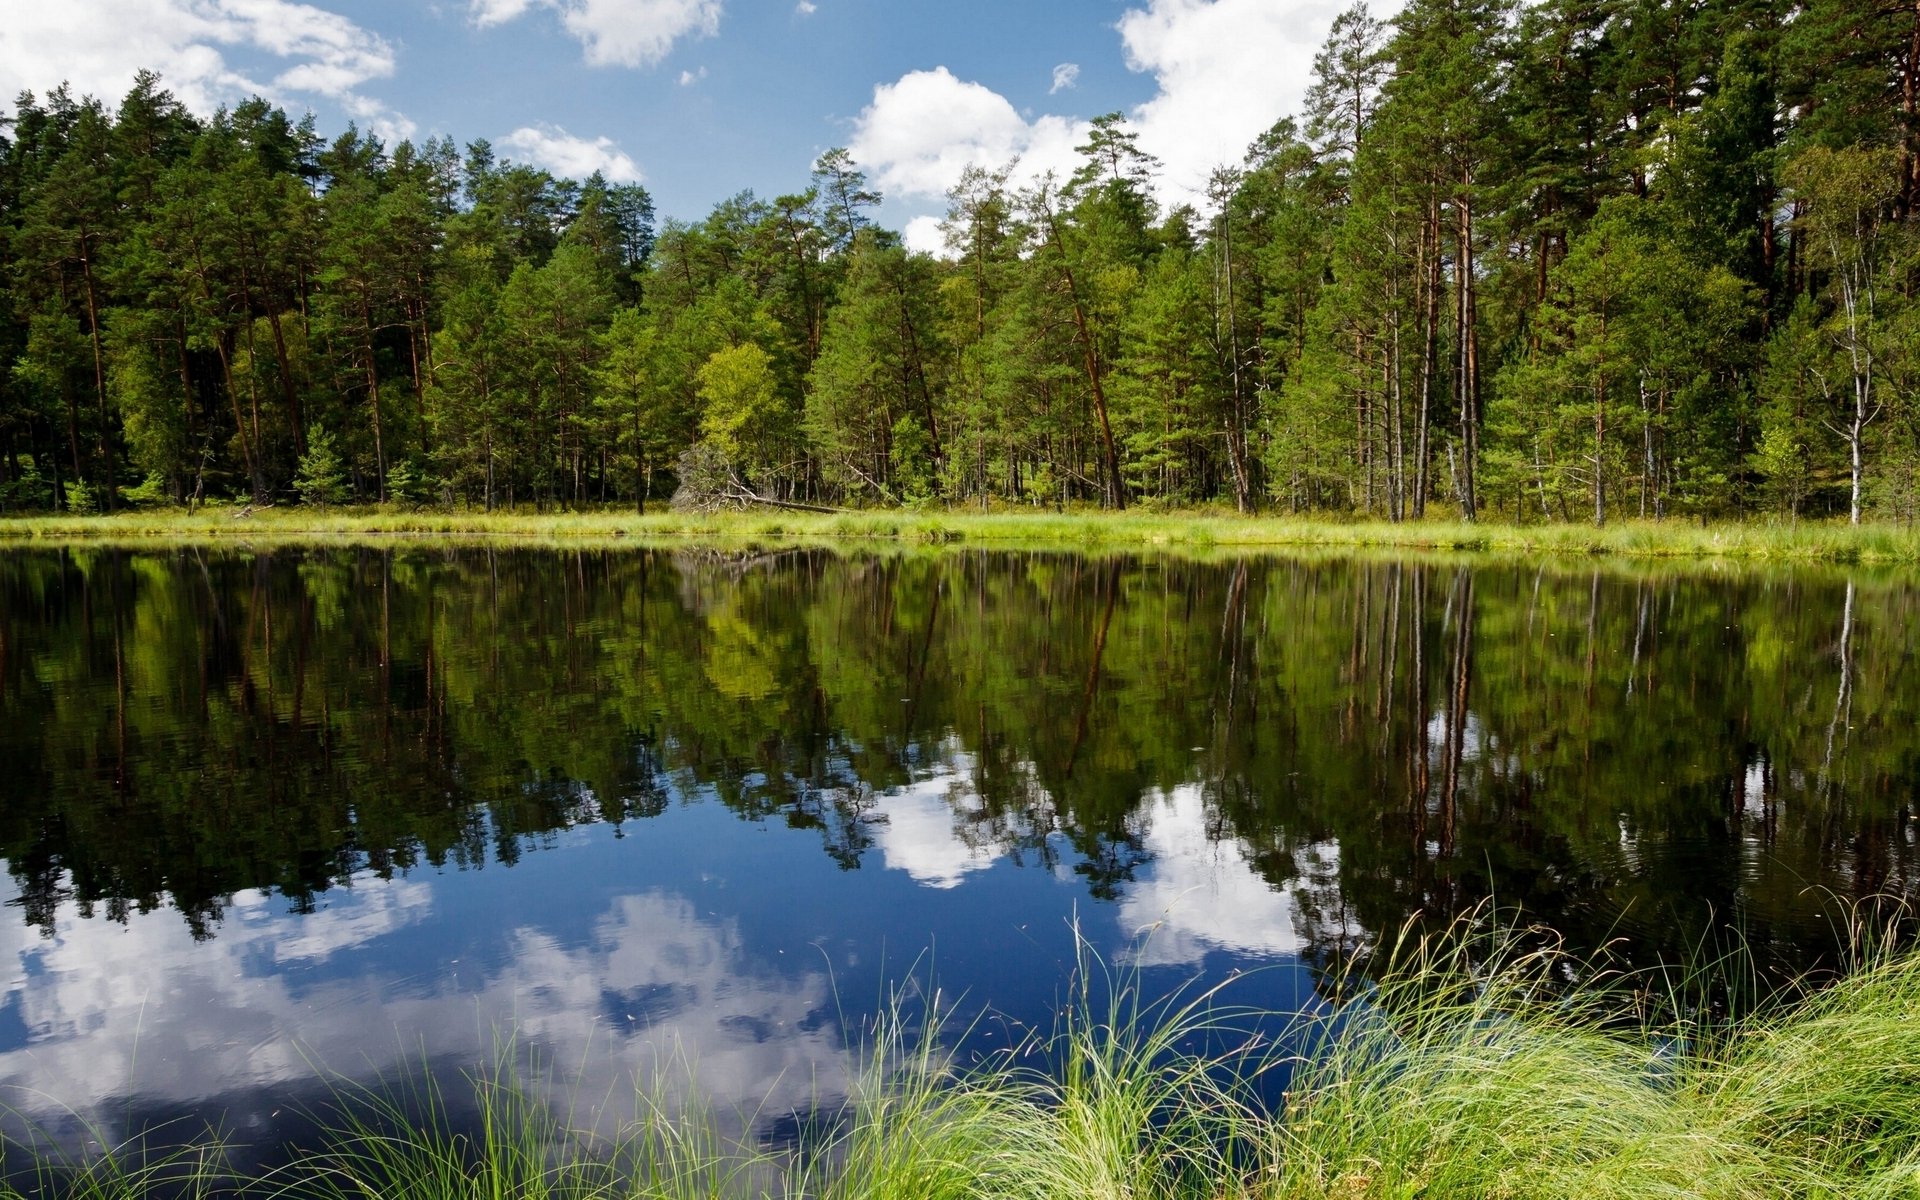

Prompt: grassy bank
[
  {"left": 13, "top": 925, "right": 1920, "bottom": 1199},
  {"left": 3, "top": 505, "right": 1920, "bottom": 562}
]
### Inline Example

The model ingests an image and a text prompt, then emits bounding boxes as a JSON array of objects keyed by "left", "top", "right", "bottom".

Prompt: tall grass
[
  {"left": 282, "top": 1041, "right": 772, "bottom": 1200},
  {"left": 0, "top": 1112, "right": 228, "bottom": 1200},
  {"left": 4, "top": 505, "right": 1920, "bottom": 564},
  {"left": 10, "top": 916, "right": 1920, "bottom": 1198}
]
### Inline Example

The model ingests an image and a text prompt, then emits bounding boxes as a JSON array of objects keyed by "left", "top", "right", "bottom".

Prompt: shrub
[{"left": 295, "top": 428, "right": 349, "bottom": 506}]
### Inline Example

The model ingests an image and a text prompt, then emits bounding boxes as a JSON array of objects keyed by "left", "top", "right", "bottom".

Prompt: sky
[{"left": 0, "top": 0, "right": 1375, "bottom": 250}]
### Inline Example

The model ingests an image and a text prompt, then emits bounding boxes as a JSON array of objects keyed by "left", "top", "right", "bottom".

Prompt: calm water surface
[{"left": 0, "top": 546, "right": 1915, "bottom": 1163}]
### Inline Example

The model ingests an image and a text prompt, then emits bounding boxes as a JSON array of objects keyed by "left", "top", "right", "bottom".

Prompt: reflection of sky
[
  {"left": 871, "top": 772, "right": 1328, "bottom": 967},
  {"left": 1121, "top": 786, "right": 1322, "bottom": 968},
  {"left": 0, "top": 737, "right": 1319, "bottom": 1154},
  {"left": 0, "top": 871, "right": 844, "bottom": 1143}
]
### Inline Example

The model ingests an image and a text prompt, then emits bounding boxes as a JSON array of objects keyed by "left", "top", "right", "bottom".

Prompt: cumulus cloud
[
  {"left": 678, "top": 65, "right": 707, "bottom": 86},
  {"left": 902, "top": 215, "right": 949, "bottom": 257},
  {"left": 1117, "top": 0, "right": 1377, "bottom": 201},
  {"left": 499, "top": 123, "right": 644, "bottom": 181},
  {"left": 472, "top": 0, "right": 721, "bottom": 68},
  {"left": 795, "top": 0, "right": 818, "bottom": 13},
  {"left": 852, "top": 0, "right": 1396, "bottom": 218},
  {"left": 0, "top": 0, "right": 407, "bottom": 136},
  {"left": 847, "top": 66, "right": 1086, "bottom": 203},
  {"left": 470, "top": 0, "right": 538, "bottom": 23}
]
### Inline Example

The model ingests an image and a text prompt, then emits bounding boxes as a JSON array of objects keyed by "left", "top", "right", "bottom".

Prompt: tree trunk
[
  {"left": 361, "top": 287, "right": 386, "bottom": 502},
  {"left": 1416, "top": 196, "right": 1441, "bottom": 518},
  {"left": 1454, "top": 186, "right": 1480, "bottom": 521},
  {"left": 78, "top": 247, "right": 116, "bottom": 509},
  {"left": 1040, "top": 199, "right": 1125, "bottom": 509}
]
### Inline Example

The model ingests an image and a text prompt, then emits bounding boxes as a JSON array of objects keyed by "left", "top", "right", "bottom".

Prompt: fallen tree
[{"left": 669, "top": 444, "right": 844, "bottom": 514}]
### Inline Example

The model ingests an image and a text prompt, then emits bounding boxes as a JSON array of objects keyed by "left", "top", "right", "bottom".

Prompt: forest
[{"left": 0, "top": 0, "right": 1915, "bottom": 524}]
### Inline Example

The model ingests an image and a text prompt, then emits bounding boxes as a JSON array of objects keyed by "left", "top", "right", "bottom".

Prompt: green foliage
[
  {"left": 889, "top": 413, "right": 934, "bottom": 504},
  {"left": 63, "top": 478, "right": 97, "bottom": 515},
  {"left": 1752, "top": 397, "right": 1815, "bottom": 518},
  {"left": 0, "top": 18, "right": 1915, "bottom": 520},
  {"left": 0, "top": 459, "right": 53, "bottom": 511},
  {"left": 121, "top": 471, "right": 173, "bottom": 507},
  {"left": 294, "top": 426, "right": 348, "bottom": 506},
  {"left": 696, "top": 342, "right": 783, "bottom": 482},
  {"left": 382, "top": 457, "right": 430, "bottom": 506},
  {"left": 1488, "top": 198, "right": 1758, "bottom": 524}
]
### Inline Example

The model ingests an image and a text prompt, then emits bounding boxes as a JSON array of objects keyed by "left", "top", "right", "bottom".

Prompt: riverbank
[
  {"left": 13, "top": 925, "right": 1920, "bottom": 1199},
  {"left": 3, "top": 506, "right": 1919, "bottom": 562}
]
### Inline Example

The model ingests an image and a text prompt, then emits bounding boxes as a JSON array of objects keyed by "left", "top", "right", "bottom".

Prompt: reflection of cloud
[
  {"left": 867, "top": 742, "right": 1049, "bottom": 889},
  {"left": 227, "top": 878, "right": 434, "bottom": 963},
  {"left": 1120, "top": 786, "right": 1323, "bottom": 967},
  {"left": 868, "top": 762, "right": 1315, "bottom": 970},
  {"left": 0, "top": 874, "right": 842, "bottom": 1141},
  {"left": 870, "top": 755, "right": 995, "bottom": 889},
  {"left": 1425, "top": 710, "right": 1487, "bottom": 763}
]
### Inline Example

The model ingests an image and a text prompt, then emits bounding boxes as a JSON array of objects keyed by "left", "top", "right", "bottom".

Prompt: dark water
[{"left": 0, "top": 545, "right": 1915, "bottom": 1162}]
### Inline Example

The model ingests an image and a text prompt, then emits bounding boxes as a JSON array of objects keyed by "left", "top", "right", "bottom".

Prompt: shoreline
[{"left": 2, "top": 507, "right": 1918, "bottom": 563}]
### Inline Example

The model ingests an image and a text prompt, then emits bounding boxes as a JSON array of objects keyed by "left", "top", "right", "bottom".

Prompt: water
[{"left": 0, "top": 545, "right": 1914, "bottom": 1165}]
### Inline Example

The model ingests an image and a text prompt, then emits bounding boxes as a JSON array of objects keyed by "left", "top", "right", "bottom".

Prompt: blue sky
[{"left": 1, "top": 0, "right": 1367, "bottom": 244}]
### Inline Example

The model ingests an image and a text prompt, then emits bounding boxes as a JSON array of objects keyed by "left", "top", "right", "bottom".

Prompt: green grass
[
  {"left": 10, "top": 919, "right": 1920, "bottom": 1198},
  {"left": 4, "top": 503, "right": 1920, "bottom": 563}
]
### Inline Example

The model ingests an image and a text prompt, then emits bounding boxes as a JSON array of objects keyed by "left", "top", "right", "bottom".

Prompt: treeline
[{"left": 1, "top": 0, "right": 1917, "bottom": 522}]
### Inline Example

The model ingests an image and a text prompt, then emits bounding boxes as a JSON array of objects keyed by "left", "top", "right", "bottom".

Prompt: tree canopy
[{"left": 3, "top": 1, "right": 1918, "bottom": 522}]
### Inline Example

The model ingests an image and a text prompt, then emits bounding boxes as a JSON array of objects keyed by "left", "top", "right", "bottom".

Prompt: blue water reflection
[
  {"left": 0, "top": 545, "right": 1909, "bottom": 1166},
  {"left": 0, "top": 738, "right": 1319, "bottom": 1163}
]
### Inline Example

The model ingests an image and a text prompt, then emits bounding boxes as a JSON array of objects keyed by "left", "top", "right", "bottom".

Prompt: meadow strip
[{"left": 4, "top": 508, "right": 1920, "bottom": 563}]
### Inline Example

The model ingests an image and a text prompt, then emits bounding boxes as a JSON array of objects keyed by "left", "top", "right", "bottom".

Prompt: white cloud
[
  {"left": 902, "top": 215, "right": 948, "bottom": 257},
  {"left": 499, "top": 123, "right": 644, "bottom": 181},
  {"left": 678, "top": 65, "right": 707, "bottom": 86},
  {"left": 472, "top": 0, "right": 721, "bottom": 68},
  {"left": 471, "top": 0, "right": 538, "bottom": 24},
  {"left": 852, "top": 0, "right": 1396, "bottom": 219},
  {"left": 0, "top": 0, "right": 406, "bottom": 134},
  {"left": 1118, "top": 0, "right": 1394, "bottom": 201},
  {"left": 847, "top": 66, "right": 1086, "bottom": 203},
  {"left": 795, "top": 0, "right": 817, "bottom": 13}
]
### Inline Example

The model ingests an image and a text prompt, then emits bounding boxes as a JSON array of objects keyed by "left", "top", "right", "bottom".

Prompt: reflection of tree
[{"left": 0, "top": 548, "right": 1915, "bottom": 981}]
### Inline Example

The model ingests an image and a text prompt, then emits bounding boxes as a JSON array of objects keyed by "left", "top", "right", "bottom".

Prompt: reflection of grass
[
  {"left": 4, "top": 505, "right": 1920, "bottom": 562},
  {"left": 12, "top": 920, "right": 1920, "bottom": 1197}
]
